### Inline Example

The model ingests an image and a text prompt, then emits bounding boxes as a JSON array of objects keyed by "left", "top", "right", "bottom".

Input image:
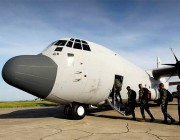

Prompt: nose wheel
[{"left": 64, "top": 103, "right": 86, "bottom": 120}]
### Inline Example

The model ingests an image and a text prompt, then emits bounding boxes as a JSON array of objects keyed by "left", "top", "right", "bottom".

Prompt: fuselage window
[
  {"left": 82, "top": 44, "right": 91, "bottom": 51},
  {"left": 66, "top": 41, "right": 73, "bottom": 48},
  {"left": 73, "top": 43, "right": 82, "bottom": 50},
  {"left": 75, "top": 39, "right": 81, "bottom": 43},
  {"left": 54, "top": 40, "right": 67, "bottom": 46},
  {"left": 55, "top": 47, "right": 63, "bottom": 51}
]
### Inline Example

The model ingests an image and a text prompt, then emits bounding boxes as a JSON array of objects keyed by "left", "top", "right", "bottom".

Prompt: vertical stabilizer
[{"left": 157, "top": 57, "right": 161, "bottom": 68}]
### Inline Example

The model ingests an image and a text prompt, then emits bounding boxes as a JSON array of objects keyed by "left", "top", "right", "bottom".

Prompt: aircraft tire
[
  {"left": 72, "top": 104, "right": 86, "bottom": 120},
  {"left": 64, "top": 105, "right": 72, "bottom": 119}
]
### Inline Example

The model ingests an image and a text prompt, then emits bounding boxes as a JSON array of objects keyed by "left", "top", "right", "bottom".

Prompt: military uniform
[
  {"left": 127, "top": 89, "right": 136, "bottom": 120},
  {"left": 114, "top": 79, "right": 122, "bottom": 104},
  {"left": 172, "top": 90, "right": 180, "bottom": 122},
  {"left": 159, "top": 89, "right": 175, "bottom": 124},
  {"left": 139, "top": 88, "right": 154, "bottom": 121}
]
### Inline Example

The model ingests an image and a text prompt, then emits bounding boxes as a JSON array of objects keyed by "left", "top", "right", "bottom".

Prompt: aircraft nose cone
[{"left": 2, "top": 55, "right": 57, "bottom": 99}]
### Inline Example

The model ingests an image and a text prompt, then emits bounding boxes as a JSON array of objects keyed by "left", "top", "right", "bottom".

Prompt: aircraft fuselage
[{"left": 2, "top": 38, "right": 166, "bottom": 119}]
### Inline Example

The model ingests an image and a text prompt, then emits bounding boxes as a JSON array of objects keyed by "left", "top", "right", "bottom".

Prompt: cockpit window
[
  {"left": 82, "top": 44, "right": 91, "bottom": 51},
  {"left": 82, "top": 40, "right": 87, "bottom": 44},
  {"left": 55, "top": 47, "right": 63, "bottom": 51},
  {"left": 73, "top": 43, "right": 82, "bottom": 50},
  {"left": 70, "top": 38, "right": 74, "bottom": 41},
  {"left": 54, "top": 40, "right": 67, "bottom": 46},
  {"left": 65, "top": 38, "right": 91, "bottom": 51},
  {"left": 75, "top": 39, "right": 81, "bottom": 43},
  {"left": 66, "top": 41, "right": 73, "bottom": 48}
]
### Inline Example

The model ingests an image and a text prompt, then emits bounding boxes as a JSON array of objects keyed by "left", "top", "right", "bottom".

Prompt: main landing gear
[{"left": 64, "top": 103, "right": 86, "bottom": 120}]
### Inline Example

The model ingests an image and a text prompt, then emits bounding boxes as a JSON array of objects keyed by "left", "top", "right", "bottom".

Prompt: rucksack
[
  {"left": 147, "top": 90, "right": 151, "bottom": 100},
  {"left": 143, "top": 88, "right": 151, "bottom": 100},
  {"left": 167, "top": 90, "right": 173, "bottom": 102}
]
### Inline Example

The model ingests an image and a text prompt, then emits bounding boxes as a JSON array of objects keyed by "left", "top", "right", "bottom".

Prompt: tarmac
[{"left": 0, "top": 100, "right": 180, "bottom": 140}]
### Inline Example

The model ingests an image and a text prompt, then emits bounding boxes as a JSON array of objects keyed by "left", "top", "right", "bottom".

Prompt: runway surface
[{"left": 0, "top": 100, "right": 180, "bottom": 140}]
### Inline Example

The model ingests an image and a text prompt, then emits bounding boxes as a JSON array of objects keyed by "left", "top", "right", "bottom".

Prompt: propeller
[
  {"left": 163, "top": 48, "right": 180, "bottom": 82},
  {"left": 171, "top": 48, "right": 179, "bottom": 62}
]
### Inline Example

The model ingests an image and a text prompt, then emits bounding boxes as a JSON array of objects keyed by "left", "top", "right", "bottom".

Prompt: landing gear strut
[{"left": 64, "top": 103, "right": 86, "bottom": 120}]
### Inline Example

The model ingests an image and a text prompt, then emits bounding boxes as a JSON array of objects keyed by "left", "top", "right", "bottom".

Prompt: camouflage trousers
[
  {"left": 140, "top": 102, "right": 154, "bottom": 119},
  {"left": 129, "top": 102, "right": 136, "bottom": 119},
  {"left": 161, "top": 104, "right": 174, "bottom": 121}
]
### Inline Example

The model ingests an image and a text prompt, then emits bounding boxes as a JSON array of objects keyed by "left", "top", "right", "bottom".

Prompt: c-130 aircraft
[{"left": 2, "top": 38, "right": 180, "bottom": 120}]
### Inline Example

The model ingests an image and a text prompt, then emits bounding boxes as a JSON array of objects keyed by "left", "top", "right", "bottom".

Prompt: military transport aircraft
[{"left": 2, "top": 38, "right": 180, "bottom": 119}]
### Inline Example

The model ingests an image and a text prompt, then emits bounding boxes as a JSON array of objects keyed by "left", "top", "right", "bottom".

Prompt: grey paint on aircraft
[{"left": 2, "top": 55, "right": 57, "bottom": 99}]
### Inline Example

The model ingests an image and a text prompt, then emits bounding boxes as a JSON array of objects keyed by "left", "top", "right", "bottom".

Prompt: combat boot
[
  {"left": 170, "top": 118, "right": 176, "bottom": 124},
  {"left": 139, "top": 115, "right": 146, "bottom": 122},
  {"left": 161, "top": 120, "right": 168, "bottom": 124},
  {"left": 150, "top": 117, "right": 155, "bottom": 122}
]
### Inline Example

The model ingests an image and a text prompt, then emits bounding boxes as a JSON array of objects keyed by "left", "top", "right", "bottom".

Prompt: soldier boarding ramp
[
  {"left": 106, "top": 97, "right": 132, "bottom": 116},
  {"left": 107, "top": 74, "right": 132, "bottom": 116}
]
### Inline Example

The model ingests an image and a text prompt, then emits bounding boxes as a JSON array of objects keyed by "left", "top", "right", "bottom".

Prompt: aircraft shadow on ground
[
  {"left": 88, "top": 103, "right": 178, "bottom": 125},
  {"left": 0, "top": 106, "right": 112, "bottom": 120},
  {"left": 0, "top": 106, "right": 65, "bottom": 119},
  {"left": 88, "top": 113, "right": 173, "bottom": 125},
  {"left": 0, "top": 103, "right": 177, "bottom": 125}
]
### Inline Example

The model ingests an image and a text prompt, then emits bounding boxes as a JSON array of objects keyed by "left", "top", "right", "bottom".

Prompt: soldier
[
  {"left": 159, "top": 83, "right": 175, "bottom": 124},
  {"left": 172, "top": 85, "right": 180, "bottom": 125},
  {"left": 139, "top": 84, "right": 155, "bottom": 122},
  {"left": 114, "top": 78, "right": 122, "bottom": 106},
  {"left": 126, "top": 86, "right": 137, "bottom": 120}
]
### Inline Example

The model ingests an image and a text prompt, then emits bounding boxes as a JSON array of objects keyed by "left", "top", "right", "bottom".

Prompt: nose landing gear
[{"left": 64, "top": 103, "right": 86, "bottom": 120}]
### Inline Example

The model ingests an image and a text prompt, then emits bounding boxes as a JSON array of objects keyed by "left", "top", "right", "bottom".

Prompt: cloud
[
  {"left": 0, "top": 0, "right": 180, "bottom": 101},
  {"left": 116, "top": 45, "right": 180, "bottom": 70}
]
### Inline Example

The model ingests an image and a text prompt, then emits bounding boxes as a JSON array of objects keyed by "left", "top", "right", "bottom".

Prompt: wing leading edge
[{"left": 152, "top": 67, "right": 178, "bottom": 80}]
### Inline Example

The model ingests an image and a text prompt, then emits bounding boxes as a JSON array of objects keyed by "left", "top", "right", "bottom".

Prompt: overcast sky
[{"left": 0, "top": 0, "right": 180, "bottom": 101}]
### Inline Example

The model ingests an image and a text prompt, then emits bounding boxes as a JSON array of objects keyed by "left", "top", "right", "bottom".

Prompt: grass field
[{"left": 0, "top": 101, "right": 58, "bottom": 108}]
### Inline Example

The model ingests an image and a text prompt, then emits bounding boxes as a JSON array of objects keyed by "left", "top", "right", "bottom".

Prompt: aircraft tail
[{"left": 157, "top": 57, "right": 161, "bottom": 68}]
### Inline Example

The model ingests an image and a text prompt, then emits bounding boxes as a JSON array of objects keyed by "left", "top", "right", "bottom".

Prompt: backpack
[
  {"left": 167, "top": 90, "right": 173, "bottom": 102},
  {"left": 147, "top": 90, "right": 151, "bottom": 100},
  {"left": 143, "top": 88, "right": 151, "bottom": 100}
]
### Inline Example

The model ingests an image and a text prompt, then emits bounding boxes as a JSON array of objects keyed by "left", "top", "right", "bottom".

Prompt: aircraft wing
[
  {"left": 169, "top": 81, "right": 180, "bottom": 86},
  {"left": 152, "top": 66, "right": 178, "bottom": 79},
  {"left": 152, "top": 49, "right": 180, "bottom": 80}
]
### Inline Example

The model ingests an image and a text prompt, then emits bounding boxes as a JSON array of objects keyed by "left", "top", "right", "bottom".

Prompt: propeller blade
[
  {"left": 166, "top": 76, "right": 172, "bottom": 83},
  {"left": 165, "top": 70, "right": 176, "bottom": 83},
  {"left": 171, "top": 48, "right": 179, "bottom": 62}
]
